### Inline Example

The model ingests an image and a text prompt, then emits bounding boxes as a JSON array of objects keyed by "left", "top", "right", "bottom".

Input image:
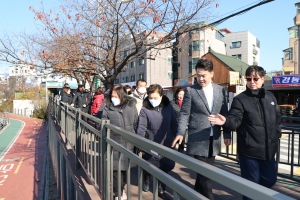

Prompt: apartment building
[
  {"left": 172, "top": 22, "right": 226, "bottom": 85},
  {"left": 8, "top": 64, "right": 36, "bottom": 77},
  {"left": 282, "top": 2, "right": 300, "bottom": 74},
  {"left": 116, "top": 32, "right": 173, "bottom": 88},
  {"left": 221, "top": 29, "right": 260, "bottom": 66}
]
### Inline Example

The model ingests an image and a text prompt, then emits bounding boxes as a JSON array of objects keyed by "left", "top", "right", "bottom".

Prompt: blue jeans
[{"left": 239, "top": 154, "right": 277, "bottom": 200}]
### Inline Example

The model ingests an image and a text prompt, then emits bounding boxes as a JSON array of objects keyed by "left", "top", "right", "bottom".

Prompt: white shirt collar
[{"left": 202, "top": 81, "right": 213, "bottom": 91}]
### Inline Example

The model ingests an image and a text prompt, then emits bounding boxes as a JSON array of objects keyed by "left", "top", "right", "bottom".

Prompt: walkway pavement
[{"left": 0, "top": 115, "right": 46, "bottom": 200}]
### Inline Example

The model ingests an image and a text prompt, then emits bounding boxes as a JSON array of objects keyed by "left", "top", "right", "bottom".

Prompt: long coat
[
  {"left": 223, "top": 87, "right": 281, "bottom": 161},
  {"left": 177, "top": 82, "right": 231, "bottom": 157},
  {"left": 102, "top": 95, "right": 138, "bottom": 171},
  {"left": 72, "top": 91, "right": 92, "bottom": 113},
  {"left": 60, "top": 92, "right": 73, "bottom": 105},
  {"left": 136, "top": 95, "right": 177, "bottom": 164},
  {"left": 170, "top": 99, "right": 181, "bottom": 121}
]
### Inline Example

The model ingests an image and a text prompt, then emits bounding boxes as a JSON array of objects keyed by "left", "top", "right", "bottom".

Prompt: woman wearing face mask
[
  {"left": 170, "top": 88, "right": 185, "bottom": 120},
  {"left": 102, "top": 84, "right": 138, "bottom": 200},
  {"left": 136, "top": 84, "right": 178, "bottom": 200}
]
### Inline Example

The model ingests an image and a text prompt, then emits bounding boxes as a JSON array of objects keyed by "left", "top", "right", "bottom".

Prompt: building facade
[
  {"left": 221, "top": 29, "right": 260, "bottom": 66},
  {"left": 173, "top": 22, "right": 226, "bottom": 85},
  {"left": 116, "top": 32, "right": 173, "bottom": 88},
  {"left": 282, "top": 2, "right": 300, "bottom": 74}
]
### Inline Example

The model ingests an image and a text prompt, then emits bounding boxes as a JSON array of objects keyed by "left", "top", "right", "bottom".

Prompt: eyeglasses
[{"left": 245, "top": 77, "right": 260, "bottom": 82}]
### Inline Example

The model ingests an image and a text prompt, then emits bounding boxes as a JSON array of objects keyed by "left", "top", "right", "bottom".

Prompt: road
[{"left": 0, "top": 115, "right": 46, "bottom": 200}]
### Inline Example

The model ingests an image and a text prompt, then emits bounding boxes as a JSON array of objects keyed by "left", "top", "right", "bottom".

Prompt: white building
[
  {"left": 8, "top": 64, "right": 36, "bottom": 77},
  {"left": 220, "top": 29, "right": 260, "bottom": 66},
  {"left": 0, "top": 72, "right": 4, "bottom": 81}
]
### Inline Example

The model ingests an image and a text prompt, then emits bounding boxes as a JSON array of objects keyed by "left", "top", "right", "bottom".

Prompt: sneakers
[
  {"left": 114, "top": 190, "right": 127, "bottom": 200},
  {"left": 143, "top": 181, "right": 150, "bottom": 192},
  {"left": 122, "top": 189, "right": 127, "bottom": 200}
]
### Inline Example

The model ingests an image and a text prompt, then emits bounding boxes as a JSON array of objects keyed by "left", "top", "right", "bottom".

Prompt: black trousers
[
  {"left": 194, "top": 136, "right": 215, "bottom": 200},
  {"left": 113, "top": 171, "right": 127, "bottom": 197}
]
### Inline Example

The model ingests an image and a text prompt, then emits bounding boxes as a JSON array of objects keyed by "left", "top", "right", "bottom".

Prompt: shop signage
[{"left": 272, "top": 75, "right": 300, "bottom": 87}]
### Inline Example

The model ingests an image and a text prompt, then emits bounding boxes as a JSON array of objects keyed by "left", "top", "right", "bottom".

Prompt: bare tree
[{"left": 0, "top": 0, "right": 218, "bottom": 89}]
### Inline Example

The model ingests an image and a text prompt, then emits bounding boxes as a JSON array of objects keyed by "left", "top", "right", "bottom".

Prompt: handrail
[
  {"left": 46, "top": 96, "right": 295, "bottom": 200},
  {"left": 106, "top": 123, "right": 293, "bottom": 200}
]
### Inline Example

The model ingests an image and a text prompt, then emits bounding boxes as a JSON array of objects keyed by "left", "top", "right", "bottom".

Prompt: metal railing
[
  {"left": 47, "top": 96, "right": 294, "bottom": 200},
  {"left": 220, "top": 116, "right": 300, "bottom": 181},
  {"left": 0, "top": 112, "right": 9, "bottom": 131}
]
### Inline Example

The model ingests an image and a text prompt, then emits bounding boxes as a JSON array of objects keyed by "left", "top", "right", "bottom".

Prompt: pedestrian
[
  {"left": 90, "top": 87, "right": 104, "bottom": 116},
  {"left": 123, "top": 85, "right": 132, "bottom": 95},
  {"left": 136, "top": 84, "right": 177, "bottom": 200},
  {"left": 101, "top": 84, "right": 138, "bottom": 200},
  {"left": 170, "top": 88, "right": 185, "bottom": 120},
  {"left": 71, "top": 84, "right": 92, "bottom": 121},
  {"left": 170, "top": 88, "right": 186, "bottom": 152},
  {"left": 130, "top": 79, "right": 147, "bottom": 114},
  {"left": 172, "top": 58, "right": 231, "bottom": 200},
  {"left": 60, "top": 84, "right": 73, "bottom": 105},
  {"left": 208, "top": 66, "right": 281, "bottom": 200}
]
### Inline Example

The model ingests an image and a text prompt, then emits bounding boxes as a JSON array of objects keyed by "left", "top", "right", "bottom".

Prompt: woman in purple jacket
[{"left": 136, "top": 84, "right": 178, "bottom": 200}]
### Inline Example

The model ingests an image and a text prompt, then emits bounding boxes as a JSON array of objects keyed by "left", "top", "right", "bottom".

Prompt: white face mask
[
  {"left": 137, "top": 87, "right": 147, "bottom": 94},
  {"left": 149, "top": 99, "right": 161, "bottom": 107},
  {"left": 111, "top": 97, "right": 120, "bottom": 106}
]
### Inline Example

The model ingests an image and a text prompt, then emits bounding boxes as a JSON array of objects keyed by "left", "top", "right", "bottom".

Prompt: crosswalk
[{"left": 278, "top": 133, "right": 300, "bottom": 175}]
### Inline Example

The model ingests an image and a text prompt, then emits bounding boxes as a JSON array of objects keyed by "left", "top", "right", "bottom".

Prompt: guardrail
[
  {"left": 47, "top": 96, "right": 294, "bottom": 200},
  {"left": 0, "top": 112, "right": 9, "bottom": 131},
  {"left": 220, "top": 116, "right": 300, "bottom": 181}
]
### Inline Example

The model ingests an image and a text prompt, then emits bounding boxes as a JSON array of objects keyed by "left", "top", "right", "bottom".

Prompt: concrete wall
[{"left": 13, "top": 100, "right": 35, "bottom": 117}]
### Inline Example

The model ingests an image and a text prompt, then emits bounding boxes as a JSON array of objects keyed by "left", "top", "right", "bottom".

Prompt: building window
[
  {"left": 232, "top": 54, "right": 242, "bottom": 60},
  {"left": 130, "top": 62, "right": 135, "bottom": 68},
  {"left": 125, "top": 77, "right": 129, "bottom": 82},
  {"left": 131, "top": 74, "right": 135, "bottom": 82},
  {"left": 168, "top": 57, "right": 173, "bottom": 66},
  {"left": 192, "top": 41, "right": 200, "bottom": 51},
  {"left": 189, "top": 45, "right": 192, "bottom": 56},
  {"left": 256, "top": 39, "right": 260, "bottom": 48},
  {"left": 231, "top": 41, "right": 241, "bottom": 48},
  {"left": 192, "top": 58, "right": 199, "bottom": 68},
  {"left": 139, "top": 59, "right": 145, "bottom": 66},
  {"left": 12, "top": 71, "right": 14, "bottom": 74},
  {"left": 139, "top": 73, "right": 144, "bottom": 79},
  {"left": 114, "top": 79, "right": 119, "bottom": 84},
  {"left": 289, "top": 26, "right": 298, "bottom": 39},
  {"left": 188, "top": 31, "right": 192, "bottom": 38},
  {"left": 215, "top": 31, "right": 224, "bottom": 41},
  {"left": 124, "top": 50, "right": 128, "bottom": 58},
  {"left": 283, "top": 48, "right": 293, "bottom": 60},
  {"left": 296, "top": 3, "right": 300, "bottom": 14},
  {"left": 189, "top": 61, "right": 192, "bottom": 73}
]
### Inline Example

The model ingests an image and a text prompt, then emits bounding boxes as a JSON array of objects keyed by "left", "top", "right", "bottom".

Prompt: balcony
[{"left": 253, "top": 48, "right": 258, "bottom": 55}]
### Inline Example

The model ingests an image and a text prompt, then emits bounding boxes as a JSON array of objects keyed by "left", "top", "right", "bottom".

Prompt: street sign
[{"left": 272, "top": 75, "right": 300, "bottom": 87}]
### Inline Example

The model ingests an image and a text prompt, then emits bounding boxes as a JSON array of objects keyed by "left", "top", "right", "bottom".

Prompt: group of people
[{"left": 59, "top": 58, "right": 281, "bottom": 200}]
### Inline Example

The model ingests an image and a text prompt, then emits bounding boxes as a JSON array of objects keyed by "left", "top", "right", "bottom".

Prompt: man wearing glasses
[{"left": 208, "top": 66, "right": 281, "bottom": 200}]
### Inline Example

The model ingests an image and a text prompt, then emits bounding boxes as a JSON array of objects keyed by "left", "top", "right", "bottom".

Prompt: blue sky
[{"left": 0, "top": 0, "right": 296, "bottom": 73}]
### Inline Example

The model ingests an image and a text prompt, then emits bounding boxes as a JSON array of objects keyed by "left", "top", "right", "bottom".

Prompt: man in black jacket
[
  {"left": 71, "top": 84, "right": 92, "bottom": 116},
  {"left": 208, "top": 66, "right": 281, "bottom": 200}
]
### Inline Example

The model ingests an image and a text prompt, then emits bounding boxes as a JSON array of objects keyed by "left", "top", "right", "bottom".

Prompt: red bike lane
[{"left": 0, "top": 115, "right": 47, "bottom": 200}]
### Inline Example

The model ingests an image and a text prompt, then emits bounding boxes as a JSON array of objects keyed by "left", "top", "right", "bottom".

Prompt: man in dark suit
[{"left": 172, "top": 59, "right": 231, "bottom": 199}]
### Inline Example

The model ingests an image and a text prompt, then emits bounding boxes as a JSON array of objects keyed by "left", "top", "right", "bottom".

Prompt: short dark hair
[
  {"left": 95, "top": 87, "right": 104, "bottom": 95},
  {"left": 195, "top": 59, "right": 213, "bottom": 72},
  {"left": 147, "top": 84, "right": 163, "bottom": 96},
  {"left": 123, "top": 85, "right": 132, "bottom": 95},
  {"left": 245, "top": 66, "right": 266, "bottom": 77},
  {"left": 136, "top": 79, "right": 147, "bottom": 87},
  {"left": 108, "top": 84, "right": 127, "bottom": 105},
  {"left": 174, "top": 88, "right": 185, "bottom": 99}
]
